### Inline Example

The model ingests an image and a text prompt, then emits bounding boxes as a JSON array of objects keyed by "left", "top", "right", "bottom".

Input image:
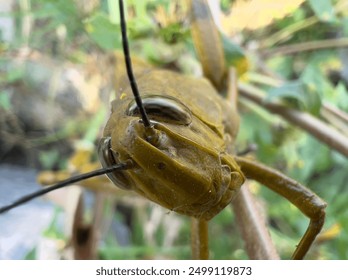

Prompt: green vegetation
[{"left": 1, "top": 0, "right": 347, "bottom": 259}]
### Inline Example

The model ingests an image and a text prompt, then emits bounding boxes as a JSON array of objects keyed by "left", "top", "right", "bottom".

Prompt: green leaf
[
  {"left": 128, "top": 0, "right": 148, "bottom": 17},
  {"left": 39, "top": 150, "right": 60, "bottom": 169},
  {"left": 266, "top": 56, "right": 294, "bottom": 79},
  {"left": 333, "top": 82, "right": 348, "bottom": 111},
  {"left": 266, "top": 65, "right": 323, "bottom": 115},
  {"left": 158, "top": 23, "right": 189, "bottom": 44},
  {"left": 142, "top": 38, "right": 184, "bottom": 64},
  {"left": 107, "top": 0, "right": 120, "bottom": 24},
  {"left": 82, "top": 106, "right": 107, "bottom": 144},
  {"left": 299, "top": 65, "right": 323, "bottom": 115},
  {"left": 5, "top": 65, "right": 25, "bottom": 83},
  {"left": 290, "top": 135, "right": 332, "bottom": 182},
  {"left": 266, "top": 80, "right": 307, "bottom": 108},
  {"left": 84, "top": 12, "right": 121, "bottom": 50},
  {"left": 308, "top": 0, "right": 338, "bottom": 23},
  {"left": 221, "top": 34, "right": 248, "bottom": 75},
  {"left": 32, "top": 0, "right": 81, "bottom": 37},
  {"left": 24, "top": 248, "right": 37, "bottom": 260},
  {"left": 43, "top": 208, "right": 65, "bottom": 239}
]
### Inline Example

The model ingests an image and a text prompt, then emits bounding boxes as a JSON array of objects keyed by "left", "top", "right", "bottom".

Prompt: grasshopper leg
[
  {"left": 191, "top": 218, "right": 209, "bottom": 259},
  {"left": 235, "top": 156, "right": 327, "bottom": 260}
]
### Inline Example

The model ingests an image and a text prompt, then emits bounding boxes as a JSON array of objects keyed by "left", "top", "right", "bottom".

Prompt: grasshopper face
[{"left": 99, "top": 70, "right": 245, "bottom": 220}]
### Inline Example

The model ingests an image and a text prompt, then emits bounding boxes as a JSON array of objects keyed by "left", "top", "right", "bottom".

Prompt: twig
[
  {"left": 247, "top": 73, "right": 348, "bottom": 136},
  {"left": 260, "top": 17, "right": 318, "bottom": 48},
  {"left": 261, "top": 38, "right": 348, "bottom": 58},
  {"left": 321, "top": 104, "right": 348, "bottom": 137},
  {"left": 260, "top": 0, "right": 347, "bottom": 49},
  {"left": 323, "top": 103, "right": 348, "bottom": 124},
  {"left": 238, "top": 82, "right": 348, "bottom": 158},
  {"left": 231, "top": 185, "right": 280, "bottom": 260}
]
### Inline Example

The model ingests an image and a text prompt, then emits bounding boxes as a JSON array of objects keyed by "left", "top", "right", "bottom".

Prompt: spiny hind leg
[{"left": 236, "top": 156, "right": 326, "bottom": 259}]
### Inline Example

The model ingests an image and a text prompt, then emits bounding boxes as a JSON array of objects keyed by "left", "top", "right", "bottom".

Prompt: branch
[
  {"left": 261, "top": 38, "right": 348, "bottom": 58},
  {"left": 321, "top": 104, "right": 348, "bottom": 137},
  {"left": 238, "top": 82, "right": 348, "bottom": 158},
  {"left": 231, "top": 185, "right": 280, "bottom": 260}
]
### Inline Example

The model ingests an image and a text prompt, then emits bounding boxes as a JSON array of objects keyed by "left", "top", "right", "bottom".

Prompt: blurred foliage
[
  {"left": 1, "top": 0, "right": 348, "bottom": 260},
  {"left": 308, "top": 0, "right": 338, "bottom": 23}
]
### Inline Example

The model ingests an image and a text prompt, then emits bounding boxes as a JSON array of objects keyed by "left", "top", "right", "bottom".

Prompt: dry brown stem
[
  {"left": 238, "top": 83, "right": 348, "bottom": 158},
  {"left": 231, "top": 185, "right": 280, "bottom": 260},
  {"left": 261, "top": 38, "right": 348, "bottom": 57}
]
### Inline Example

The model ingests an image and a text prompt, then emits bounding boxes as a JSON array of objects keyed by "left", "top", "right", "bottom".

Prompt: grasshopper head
[{"left": 98, "top": 71, "right": 245, "bottom": 220}]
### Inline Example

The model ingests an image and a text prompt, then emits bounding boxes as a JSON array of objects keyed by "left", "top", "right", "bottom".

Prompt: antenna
[
  {"left": 118, "top": 0, "right": 152, "bottom": 128},
  {"left": 0, "top": 163, "right": 129, "bottom": 214}
]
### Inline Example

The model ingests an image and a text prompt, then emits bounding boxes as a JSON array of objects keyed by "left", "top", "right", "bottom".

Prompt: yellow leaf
[
  {"left": 222, "top": 0, "right": 305, "bottom": 34},
  {"left": 316, "top": 223, "right": 341, "bottom": 243}
]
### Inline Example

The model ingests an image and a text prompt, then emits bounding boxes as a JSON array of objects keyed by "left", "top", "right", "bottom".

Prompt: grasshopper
[{"left": 0, "top": 0, "right": 326, "bottom": 260}]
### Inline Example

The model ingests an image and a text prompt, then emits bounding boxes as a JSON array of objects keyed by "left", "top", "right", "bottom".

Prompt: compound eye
[
  {"left": 98, "top": 137, "right": 133, "bottom": 190},
  {"left": 127, "top": 95, "right": 192, "bottom": 125}
]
